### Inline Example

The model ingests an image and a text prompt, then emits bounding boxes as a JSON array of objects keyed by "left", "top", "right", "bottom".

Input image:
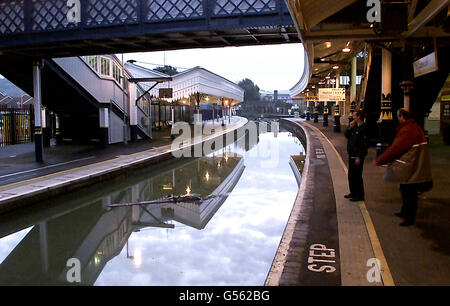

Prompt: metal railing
[
  {"left": 0, "top": 0, "right": 287, "bottom": 36},
  {"left": 0, "top": 105, "right": 33, "bottom": 146}
]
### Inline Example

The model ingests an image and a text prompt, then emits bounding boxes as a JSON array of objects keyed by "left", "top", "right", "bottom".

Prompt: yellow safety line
[
  {"left": 0, "top": 157, "right": 120, "bottom": 192},
  {"left": 304, "top": 121, "right": 395, "bottom": 286}
]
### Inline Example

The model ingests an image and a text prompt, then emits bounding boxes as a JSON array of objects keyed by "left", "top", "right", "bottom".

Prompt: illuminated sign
[
  {"left": 319, "top": 88, "right": 345, "bottom": 101},
  {"left": 413, "top": 52, "right": 438, "bottom": 78}
]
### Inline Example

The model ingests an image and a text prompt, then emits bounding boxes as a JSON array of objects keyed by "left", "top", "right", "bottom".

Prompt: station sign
[
  {"left": 318, "top": 88, "right": 345, "bottom": 101},
  {"left": 413, "top": 52, "right": 439, "bottom": 78},
  {"left": 305, "top": 96, "right": 318, "bottom": 102}
]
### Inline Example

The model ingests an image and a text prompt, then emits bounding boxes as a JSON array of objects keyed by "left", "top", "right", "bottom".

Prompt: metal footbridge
[{"left": 0, "top": 0, "right": 299, "bottom": 58}]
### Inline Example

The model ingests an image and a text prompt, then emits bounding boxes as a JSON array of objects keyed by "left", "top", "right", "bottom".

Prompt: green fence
[{"left": 0, "top": 106, "right": 33, "bottom": 147}]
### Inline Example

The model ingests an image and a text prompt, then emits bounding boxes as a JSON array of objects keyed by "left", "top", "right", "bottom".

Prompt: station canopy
[
  {"left": 171, "top": 66, "right": 244, "bottom": 107},
  {"left": 287, "top": 0, "right": 450, "bottom": 97},
  {"left": 125, "top": 62, "right": 243, "bottom": 106}
]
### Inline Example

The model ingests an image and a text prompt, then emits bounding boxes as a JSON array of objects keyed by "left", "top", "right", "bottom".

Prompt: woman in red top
[{"left": 375, "top": 108, "right": 429, "bottom": 226}]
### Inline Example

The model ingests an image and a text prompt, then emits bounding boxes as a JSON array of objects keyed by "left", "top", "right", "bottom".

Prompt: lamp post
[
  {"left": 399, "top": 81, "right": 414, "bottom": 111},
  {"left": 376, "top": 45, "right": 394, "bottom": 156},
  {"left": 333, "top": 72, "right": 341, "bottom": 132},
  {"left": 323, "top": 101, "right": 328, "bottom": 126},
  {"left": 313, "top": 93, "right": 319, "bottom": 123},
  {"left": 221, "top": 98, "right": 225, "bottom": 126},
  {"left": 306, "top": 96, "right": 310, "bottom": 121}
]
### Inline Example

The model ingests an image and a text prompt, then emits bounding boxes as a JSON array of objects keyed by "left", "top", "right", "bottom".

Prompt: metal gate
[{"left": 0, "top": 106, "right": 32, "bottom": 146}]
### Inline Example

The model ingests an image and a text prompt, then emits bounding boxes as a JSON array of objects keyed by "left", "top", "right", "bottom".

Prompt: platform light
[
  {"left": 325, "top": 42, "right": 332, "bottom": 48},
  {"left": 325, "top": 76, "right": 331, "bottom": 79},
  {"left": 342, "top": 41, "right": 351, "bottom": 53},
  {"left": 133, "top": 249, "right": 142, "bottom": 268},
  {"left": 333, "top": 65, "right": 339, "bottom": 70},
  {"left": 342, "top": 47, "right": 351, "bottom": 53}
]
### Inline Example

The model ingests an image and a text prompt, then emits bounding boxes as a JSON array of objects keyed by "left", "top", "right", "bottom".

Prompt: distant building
[
  {"left": 125, "top": 63, "right": 244, "bottom": 106},
  {"left": 260, "top": 90, "right": 293, "bottom": 103}
]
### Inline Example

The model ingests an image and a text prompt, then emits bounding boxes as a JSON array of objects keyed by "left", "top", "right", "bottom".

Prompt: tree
[
  {"left": 238, "top": 78, "right": 260, "bottom": 102},
  {"left": 154, "top": 65, "right": 178, "bottom": 76}
]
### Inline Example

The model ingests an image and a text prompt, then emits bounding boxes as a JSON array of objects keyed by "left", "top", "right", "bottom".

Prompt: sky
[{"left": 120, "top": 43, "right": 304, "bottom": 92}]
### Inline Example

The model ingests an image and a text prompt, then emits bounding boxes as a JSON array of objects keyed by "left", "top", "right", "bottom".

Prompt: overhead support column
[
  {"left": 400, "top": 81, "right": 414, "bottom": 111},
  {"left": 306, "top": 94, "right": 311, "bottom": 120},
  {"left": 221, "top": 98, "right": 225, "bottom": 126},
  {"left": 32, "top": 60, "right": 44, "bottom": 162},
  {"left": 349, "top": 56, "right": 357, "bottom": 122},
  {"left": 377, "top": 46, "right": 395, "bottom": 156},
  {"left": 129, "top": 82, "right": 138, "bottom": 142},
  {"left": 313, "top": 100, "right": 319, "bottom": 122},
  {"left": 323, "top": 99, "right": 329, "bottom": 126},
  {"left": 333, "top": 72, "right": 341, "bottom": 132}
]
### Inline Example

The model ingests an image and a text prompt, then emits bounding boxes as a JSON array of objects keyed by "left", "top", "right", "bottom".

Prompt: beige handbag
[{"left": 382, "top": 142, "right": 432, "bottom": 184}]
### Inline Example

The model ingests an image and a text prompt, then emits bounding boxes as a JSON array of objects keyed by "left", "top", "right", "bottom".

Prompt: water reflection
[{"left": 0, "top": 127, "right": 304, "bottom": 286}]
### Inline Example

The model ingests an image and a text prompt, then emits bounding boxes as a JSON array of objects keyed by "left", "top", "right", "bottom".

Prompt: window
[
  {"left": 87, "top": 56, "right": 98, "bottom": 71},
  {"left": 100, "top": 57, "right": 110, "bottom": 76},
  {"left": 113, "top": 63, "right": 121, "bottom": 83}
]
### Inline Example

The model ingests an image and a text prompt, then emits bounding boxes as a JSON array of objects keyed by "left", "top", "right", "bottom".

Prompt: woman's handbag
[{"left": 382, "top": 142, "right": 432, "bottom": 184}]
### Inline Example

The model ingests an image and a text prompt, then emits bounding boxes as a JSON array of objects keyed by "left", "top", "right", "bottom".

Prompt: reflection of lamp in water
[
  {"left": 224, "top": 154, "right": 229, "bottom": 162},
  {"left": 217, "top": 162, "right": 221, "bottom": 168},
  {"left": 186, "top": 186, "right": 191, "bottom": 195},
  {"left": 133, "top": 249, "right": 142, "bottom": 268},
  {"left": 163, "top": 184, "right": 173, "bottom": 190},
  {"left": 127, "top": 241, "right": 142, "bottom": 268},
  {"left": 205, "top": 172, "right": 210, "bottom": 182}
]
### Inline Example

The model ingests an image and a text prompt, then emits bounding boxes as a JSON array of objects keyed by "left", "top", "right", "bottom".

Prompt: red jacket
[{"left": 376, "top": 119, "right": 426, "bottom": 165}]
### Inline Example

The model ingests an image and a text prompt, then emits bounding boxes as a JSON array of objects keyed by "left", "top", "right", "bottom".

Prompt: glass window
[
  {"left": 113, "top": 63, "right": 121, "bottom": 83},
  {"left": 100, "top": 57, "right": 110, "bottom": 76},
  {"left": 87, "top": 56, "right": 98, "bottom": 71}
]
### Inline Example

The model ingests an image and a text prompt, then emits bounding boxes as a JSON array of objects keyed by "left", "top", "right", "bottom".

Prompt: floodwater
[{"left": 0, "top": 125, "right": 305, "bottom": 285}]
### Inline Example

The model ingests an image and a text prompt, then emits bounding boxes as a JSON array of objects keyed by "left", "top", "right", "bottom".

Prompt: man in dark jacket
[
  {"left": 375, "top": 108, "right": 430, "bottom": 226},
  {"left": 344, "top": 110, "right": 369, "bottom": 201}
]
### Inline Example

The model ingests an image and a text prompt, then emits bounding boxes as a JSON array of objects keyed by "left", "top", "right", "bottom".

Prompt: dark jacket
[
  {"left": 345, "top": 122, "right": 369, "bottom": 159},
  {"left": 376, "top": 118, "right": 426, "bottom": 165}
]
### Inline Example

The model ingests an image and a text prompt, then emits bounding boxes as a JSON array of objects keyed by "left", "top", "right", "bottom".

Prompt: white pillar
[
  {"left": 380, "top": 46, "right": 393, "bottom": 121},
  {"left": 33, "top": 61, "right": 44, "bottom": 162},
  {"left": 33, "top": 65, "right": 42, "bottom": 128},
  {"left": 381, "top": 47, "right": 392, "bottom": 98},
  {"left": 351, "top": 57, "right": 357, "bottom": 103},
  {"left": 129, "top": 82, "right": 137, "bottom": 126},
  {"left": 335, "top": 72, "right": 340, "bottom": 116}
]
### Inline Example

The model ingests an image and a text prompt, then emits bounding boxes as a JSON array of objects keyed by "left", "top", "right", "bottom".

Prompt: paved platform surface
[
  {"left": 267, "top": 119, "right": 381, "bottom": 286},
  {"left": 300, "top": 119, "right": 449, "bottom": 286},
  {"left": 0, "top": 117, "right": 247, "bottom": 214},
  {"left": 0, "top": 118, "right": 230, "bottom": 186}
]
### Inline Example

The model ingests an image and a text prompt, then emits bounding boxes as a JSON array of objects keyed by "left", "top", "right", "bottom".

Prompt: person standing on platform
[
  {"left": 375, "top": 108, "right": 432, "bottom": 226},
  {"left": 344, "top": 110, "right": 369, "bottom": 201}
]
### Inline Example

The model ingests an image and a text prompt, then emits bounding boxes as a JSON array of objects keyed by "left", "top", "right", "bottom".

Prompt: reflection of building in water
[
  {"left": 0, "top": 152, "right": 244, "bottom": 285},
  {"left": 139, "top": 156, "right": 244, "bottom": 230}
]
